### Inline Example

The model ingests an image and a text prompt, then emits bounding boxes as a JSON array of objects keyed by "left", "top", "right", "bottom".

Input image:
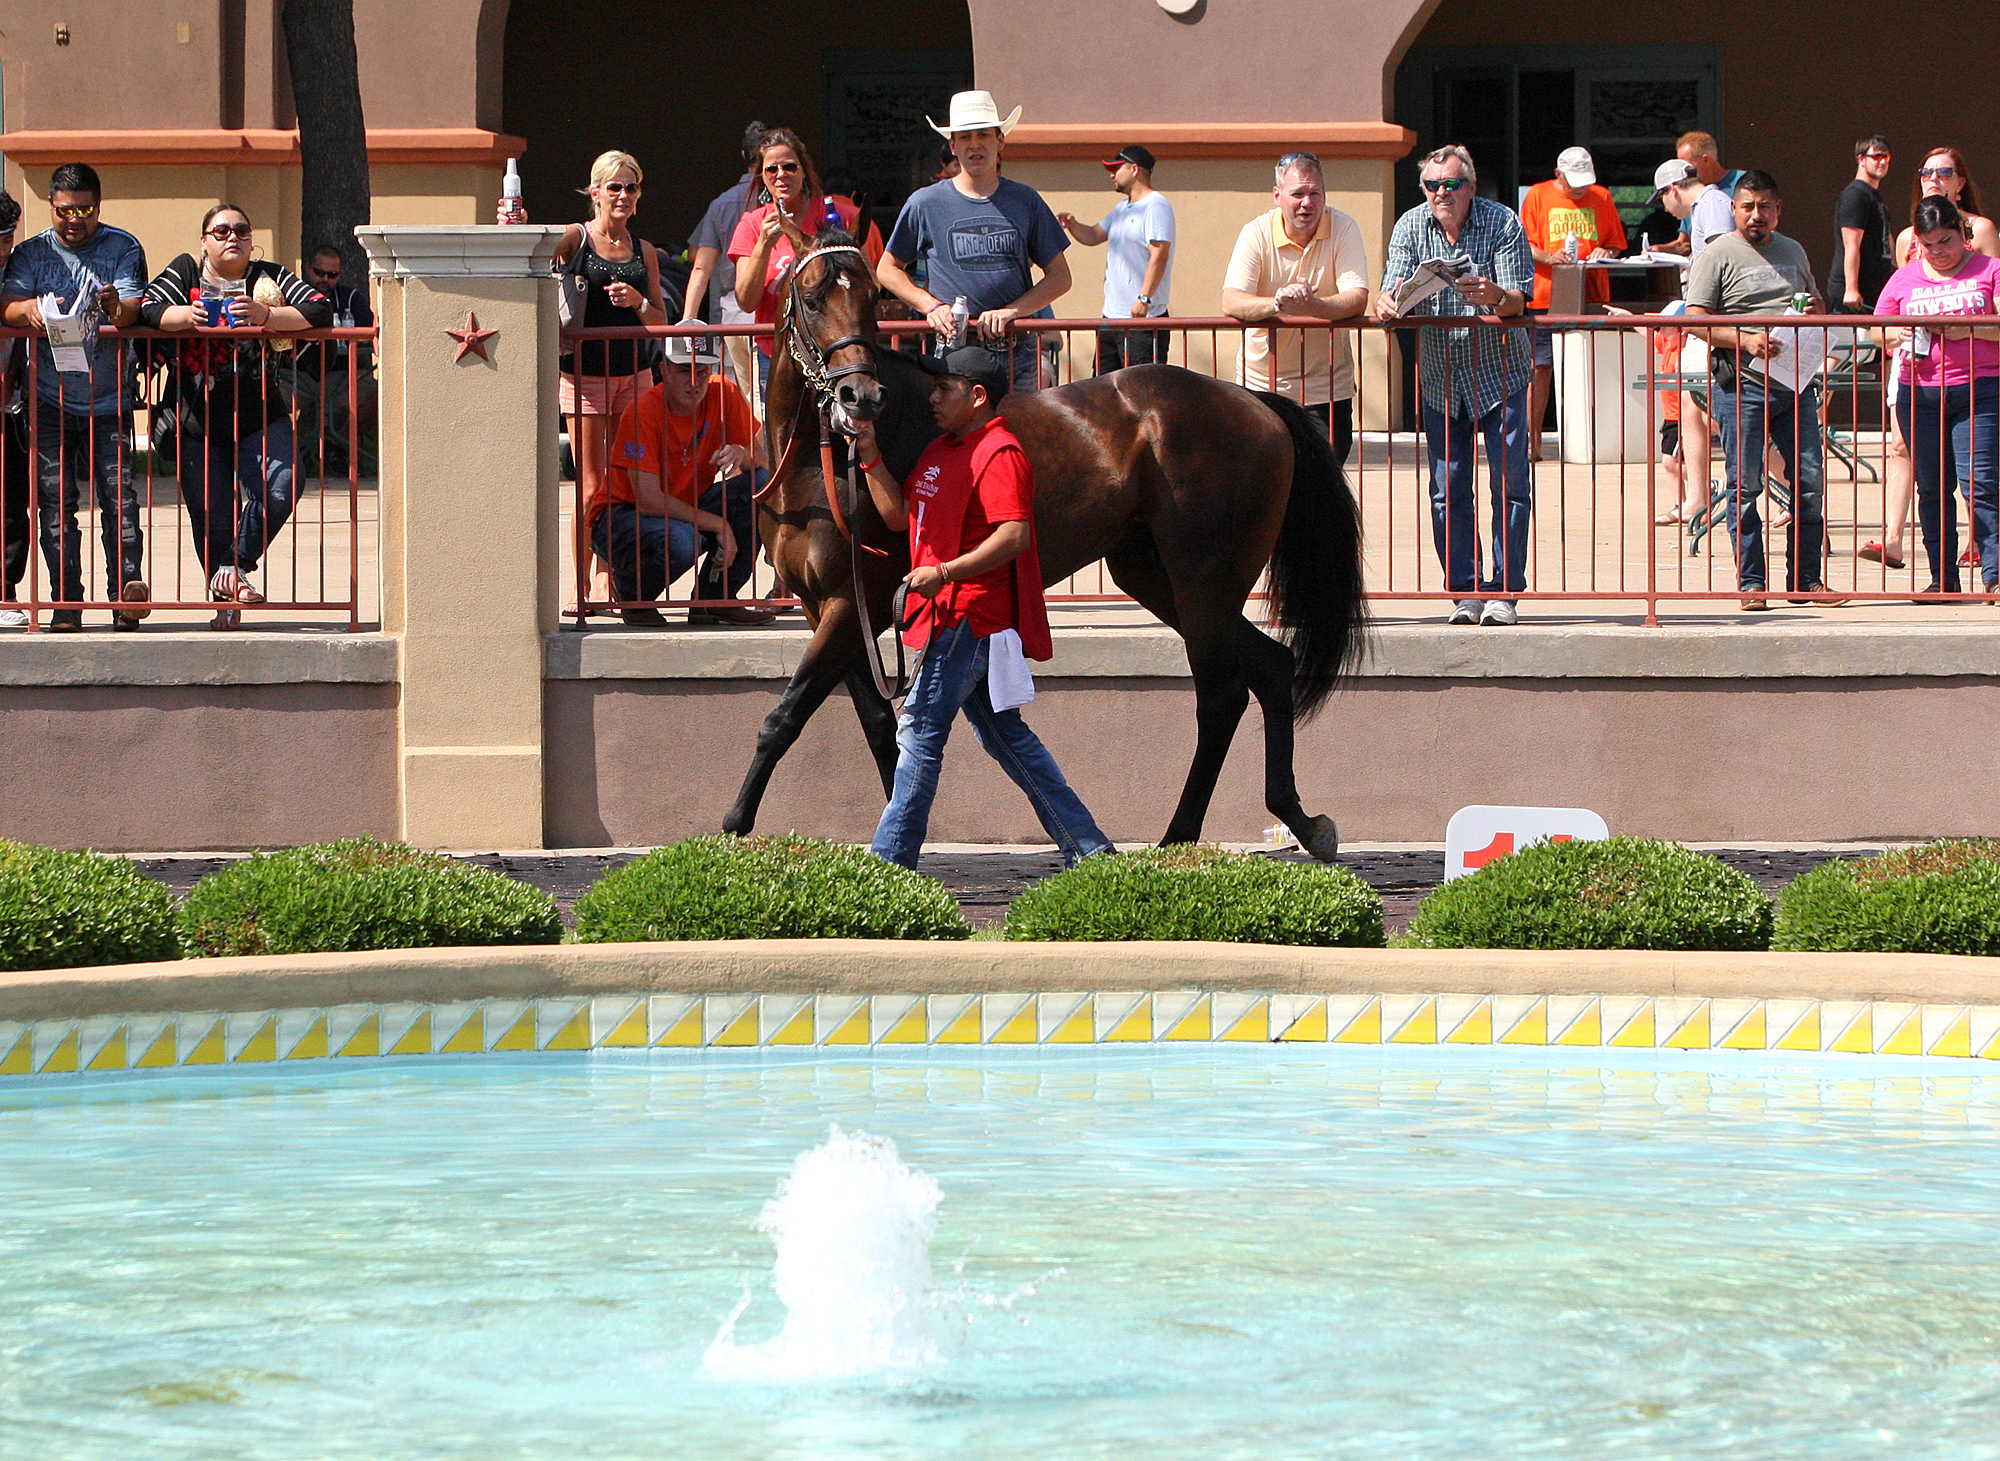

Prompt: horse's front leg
[{"left": 721, "top": 598, "right": 866, "bottom": 836}]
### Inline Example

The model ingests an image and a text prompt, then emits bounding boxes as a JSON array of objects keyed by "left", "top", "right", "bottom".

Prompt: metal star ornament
[{"left": 446, "top": 311, "right": 497, "bottom": 363}]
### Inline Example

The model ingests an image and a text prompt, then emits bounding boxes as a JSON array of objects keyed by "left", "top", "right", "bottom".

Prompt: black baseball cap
[
  {"left": 917, "top": 345, "right": 1010, "bottom": 401},
  {"left": 1102, "top": 144, "right": 1157, "bottom": 173}
]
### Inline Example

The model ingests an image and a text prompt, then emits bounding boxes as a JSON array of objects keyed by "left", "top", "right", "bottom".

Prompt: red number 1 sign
[{"left": 1444, "top": 805, "right": 1610, "bottom": 880}]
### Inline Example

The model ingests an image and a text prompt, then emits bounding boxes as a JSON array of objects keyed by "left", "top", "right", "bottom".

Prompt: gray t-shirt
[
  {"left": 1685, "top": 230, "right": 1819, "bottom": 316},
  {"left": 0, "top": 224, "right": 147, "bottom": 415},
  {"left": 885, "top": 177, "right": 1067, "bottom": 316},
  {"left": 1098, "top": 191, "right": 1175, "bottom": 316},
  {"left": 689, "top": 174, "right": 753, "bottom": 319}
]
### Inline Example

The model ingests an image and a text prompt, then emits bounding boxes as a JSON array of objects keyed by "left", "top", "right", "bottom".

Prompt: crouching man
[{"left": 846, "top": 346, "right": 1113, "bottom": 869}]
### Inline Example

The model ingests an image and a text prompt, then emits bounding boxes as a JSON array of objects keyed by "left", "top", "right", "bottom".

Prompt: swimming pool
[{"left": 5, "top": 1045, "right": 1998, "bottom": 1459}]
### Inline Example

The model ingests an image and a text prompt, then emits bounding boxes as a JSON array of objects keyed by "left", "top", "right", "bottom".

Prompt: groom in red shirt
[{"left": 848, "top": 346, "right": 1112, "bottom": 869}]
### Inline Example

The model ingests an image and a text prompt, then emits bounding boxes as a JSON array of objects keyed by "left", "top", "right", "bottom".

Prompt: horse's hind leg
[
  {"left": 844, "top": 665, "right": 900, "bottom": 798},
  {"left": 1236, "top": 620, "right": 1339, "bottom": 862},
  {"left": 721, "top": 601, "right": 864, "bottom": 836}
]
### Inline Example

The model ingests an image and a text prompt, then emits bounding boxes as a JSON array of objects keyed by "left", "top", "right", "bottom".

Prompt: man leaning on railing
[{"left": 1375, "top": 144, "right": 1534, "bottom": 628}]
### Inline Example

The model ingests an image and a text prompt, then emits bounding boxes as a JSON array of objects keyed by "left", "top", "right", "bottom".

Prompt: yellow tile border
[{"left": 2, "top": 990, "right": 2000, "bottom": 1078}]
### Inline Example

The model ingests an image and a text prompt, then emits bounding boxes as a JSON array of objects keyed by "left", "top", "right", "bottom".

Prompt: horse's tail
[{"left": 1253, "top": 391, "right": 1367, "bottom": 722}]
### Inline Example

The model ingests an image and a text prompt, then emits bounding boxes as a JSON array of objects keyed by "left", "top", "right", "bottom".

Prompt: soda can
[{"left": 1790, "top": 292, "right": 1813, "bottom": 314}]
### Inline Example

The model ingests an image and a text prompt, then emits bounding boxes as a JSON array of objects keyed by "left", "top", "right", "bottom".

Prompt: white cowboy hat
[{"left": 927, "top": 90, "right": 1023, "bottom": 139}]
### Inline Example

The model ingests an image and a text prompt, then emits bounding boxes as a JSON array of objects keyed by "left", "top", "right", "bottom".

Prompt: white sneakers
[
  {"left": 1446, "top": 599, "right": 1519, "bottom": 625},
  {"left": 0, "top": 607, "right": 26, "bottom": 628}
]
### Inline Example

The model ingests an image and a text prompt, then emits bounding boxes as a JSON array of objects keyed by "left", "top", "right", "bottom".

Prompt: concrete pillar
[{"left": 355, "top": 224, "right": 565, "bottom": 849}]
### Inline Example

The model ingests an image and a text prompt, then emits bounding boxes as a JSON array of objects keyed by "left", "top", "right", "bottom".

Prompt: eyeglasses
[
  {"left": 1421, "top": 177, "right": 1469, "bottom": 194},
  {"left": 762, "top": 162, "right": 802, "bottom": 176},
  {"left": 1920, "top": 166, "right": 1959, "bottom": 179},
  {"left": 600, "top": 181, "right": 641, "bottom": 194},
  {"left": 205, "top": 224, "right": 253, "bottom": 239},
  {"left": 52, "top": 204, "right": 98, "bottom": 221}
]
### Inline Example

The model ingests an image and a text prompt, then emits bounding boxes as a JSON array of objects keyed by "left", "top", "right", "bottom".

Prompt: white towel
[{"left": 986, "top": 628, "right": 1035, "bottom": 712}]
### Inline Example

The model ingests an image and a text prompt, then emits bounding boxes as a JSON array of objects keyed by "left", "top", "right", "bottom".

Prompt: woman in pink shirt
[{"left": 1874, "top": 195, "right": 2000, "bottom": 594}]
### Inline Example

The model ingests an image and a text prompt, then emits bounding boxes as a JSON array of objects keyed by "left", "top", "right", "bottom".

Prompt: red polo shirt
[{"left": 903, "top": 415, "right": 1034, "bottom": 643}]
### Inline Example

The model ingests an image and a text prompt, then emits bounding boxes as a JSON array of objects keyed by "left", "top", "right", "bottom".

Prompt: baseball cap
[
  {"left": 1647, "top": 158, "right": 1699, "bottom": 205},
  {"left": 917, "top": 345, "right": 1010, "bottom": 401},
  {"left": 1556, "top": 146, "right": 1596, "bottom": 187},
  {"left": 662, "top": 331, "right": 722, "bottom": 366},
  {"left": 1101, "top": 144, "right": 1157, "bottom": 173}
]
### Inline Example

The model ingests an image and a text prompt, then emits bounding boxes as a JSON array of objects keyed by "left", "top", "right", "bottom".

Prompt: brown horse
[{"left": 720, "top": 222, "right": 1364, "bottom": 860}]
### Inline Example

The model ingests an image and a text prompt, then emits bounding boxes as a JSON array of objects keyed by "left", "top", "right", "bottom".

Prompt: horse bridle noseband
[{"left": 779, "top": 244, "right": 878, "bottom": 403}]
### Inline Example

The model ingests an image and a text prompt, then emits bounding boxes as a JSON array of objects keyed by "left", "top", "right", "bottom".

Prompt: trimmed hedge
[
  {"left": 178, "top": 838, "right": 561, "bottom": 957},
  {"left": 1405, "top": 836, "right": 1772, "bottom": 951},
  {"left": 573, "top": 834, "right": 970, "bottom": 942},
  {"left": 1774, "top": 840, "right": 2000, "bottom": 955},
  {"left": 0, "top": 841, "right": 179, "bottom": 971},
  {"left": 1002, "top": 845, "right": 1385, "bottom": 946}
]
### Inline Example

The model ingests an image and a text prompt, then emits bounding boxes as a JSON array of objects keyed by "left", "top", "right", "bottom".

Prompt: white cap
[
  {"left": 1556, "top": 146, "right": 1596, "bottom": 187},
  {"left": 1647, "top": 158, "right": 1699, "bottom": 204},
  {"left": 662, "top": 332, "right": 722, "bottom": 366}
]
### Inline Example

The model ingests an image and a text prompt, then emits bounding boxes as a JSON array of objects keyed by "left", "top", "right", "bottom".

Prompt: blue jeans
[
  {"left": 872, "top": 619, "right": 1112, "bottom": 870},
  {"left": 1712, "top": 375, "right": 1825, "bottom": 592},
  {"left": 1421, "top": 387, "right": 1533, "bottom": 595},
  {"left": 1897, "top": 379, "right": 2000, "bottom": 591},
  {"left": 592, "top": 503, "right": 698, "bottom": 603},
  {"left": 696, "top": 472, "right": 760, "bottom": 597},
  {"left": 177, "top": 416, "right": 295, "bottom": 576},
  {"left": 33, "top": 399, "right": 143, "bottom": 609}
]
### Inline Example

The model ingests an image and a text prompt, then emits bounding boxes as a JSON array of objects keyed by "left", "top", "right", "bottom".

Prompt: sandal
[
  {"left": 1857, "top": 540, "right": 1906, "bottom": 569},
  {"left": 234, "top": 578, "right": 266, "bottom": 606},
  {"left": 1961, "top": 544, "right": 1980, "bottom": 567},
  {"left": 1653, "top": 505, "right": 1687, "bottom": 526},
  {"left": 208, "top": 567, "right": 245, "bottom": 631}
]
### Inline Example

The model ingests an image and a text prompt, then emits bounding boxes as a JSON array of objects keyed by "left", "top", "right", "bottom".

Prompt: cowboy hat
[{"left": 927, "top": 90, "right": 1023, "bottom": 139}]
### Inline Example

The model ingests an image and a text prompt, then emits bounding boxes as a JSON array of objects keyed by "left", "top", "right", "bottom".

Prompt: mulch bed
[{"left": 130, "top": 847, "right": 1866, "bottom": 936}]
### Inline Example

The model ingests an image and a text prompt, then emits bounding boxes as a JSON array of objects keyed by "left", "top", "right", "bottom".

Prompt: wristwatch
[{"left": 1135, "top": 293, "right": 1153, "bottom": 305}]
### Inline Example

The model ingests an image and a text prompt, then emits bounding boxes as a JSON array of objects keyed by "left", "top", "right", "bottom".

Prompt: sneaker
[
  {"left": 1447, "top": 599, "right": 1483, "bottom": 625},
  {"left": 688, "top": 602, "right": 779, "bottom": 627},
  {"left": 114, "top": 579, "right": 151, "bottom": 629},
  {"left": 1478, "top": 598, "right": 1518, "bottom": 626},
  {"left": 0, "top": 607, "right": 27, "bottom": 629}
]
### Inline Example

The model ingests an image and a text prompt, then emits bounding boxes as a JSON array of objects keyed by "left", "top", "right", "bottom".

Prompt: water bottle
[
  {"left": 501, "top": 161, "right": 522, "bottom": 223},
  {"left": 950, "top": 295, "right": 969, "bottom": 348},
  {"left": 824, "top": 196, "right": 841, "bottom": 233},
  {"left": 1562, "top": 230, "right": 1578, "bottom": 262}
]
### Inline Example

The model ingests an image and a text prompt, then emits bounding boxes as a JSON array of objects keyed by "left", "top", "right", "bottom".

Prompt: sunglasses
[
  {"left": 1920, "top": 166, "right": 1959, "bottom": 179},
  {"left": 307, "top": 267, "right": 342, "bottom": 281},
  {"left": 206, "top": 224, "right": 254, "bottom": 239},
  {"left": 599, "top": 181, "right": 640, "bottom": 194},
  {"left": 762, "top": 162, "right": 802, "bottom": 176},
  {"left": 1862, "top": 152, "right": 1892, "bottom": 161},
  {"left": 1421, "top": 177, "right": 1469, "bottom": 194},
  {"left": 52, "top": 204, "right": 98, "bottom": 221}
]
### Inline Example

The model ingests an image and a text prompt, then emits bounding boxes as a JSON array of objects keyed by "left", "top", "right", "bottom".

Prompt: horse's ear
[{"left": 774, "top": 204, "right": 809, "bottom": 252}]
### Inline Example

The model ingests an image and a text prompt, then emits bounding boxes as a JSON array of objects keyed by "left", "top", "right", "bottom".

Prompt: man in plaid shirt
[{"left": 1375, "top": 145, "right": 1535, "bottom": 626}]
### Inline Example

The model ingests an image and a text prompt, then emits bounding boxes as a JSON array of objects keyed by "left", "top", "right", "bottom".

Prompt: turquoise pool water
[{"left": 4, "top": 1046, "right": 1999, "bottom": 1459}]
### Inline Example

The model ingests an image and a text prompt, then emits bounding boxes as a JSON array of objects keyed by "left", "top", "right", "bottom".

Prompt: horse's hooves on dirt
[{"left": 1300, "top": 815, "right": 1340, "bottom": 863}]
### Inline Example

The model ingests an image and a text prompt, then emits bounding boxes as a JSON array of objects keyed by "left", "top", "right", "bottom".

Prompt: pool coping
[{"left": 3, "top": 941, "right": 1997, "bottom": 1023}]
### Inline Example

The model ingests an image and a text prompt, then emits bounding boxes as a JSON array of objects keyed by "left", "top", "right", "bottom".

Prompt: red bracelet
[{"left": 859, "top": 453, "right": 882, "bottom": 472}]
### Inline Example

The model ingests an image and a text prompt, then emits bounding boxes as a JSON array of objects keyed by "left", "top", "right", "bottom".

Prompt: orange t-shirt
[
  {"left": 1519, "top": 180, "right": 1629, "bottom": 309},
  {"left": 1653, "top": 330, "right": 1683, "bottom": 422},
  {"left": 600, "top": 377, "right": 758, "bottom": 523}
]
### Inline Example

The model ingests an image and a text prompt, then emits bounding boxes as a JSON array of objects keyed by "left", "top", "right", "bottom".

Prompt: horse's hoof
[{"left": 1300, "top": 815, "right": 1340, "bottom": 863}]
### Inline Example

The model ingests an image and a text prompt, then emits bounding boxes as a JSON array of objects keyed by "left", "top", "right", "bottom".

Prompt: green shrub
[
  {"left": 1774, "top": 840, "right": 2000, "bottom": 955},
  {"left": 1002, "top": 845, "right": 1384, "bottom": 946},
  {"left": 178, "top": 838, "right": 561, "bottom": 957},
  {"left": 1405, "top": 836, "right": 1772, "bottom": 951},
  {"left": 572, "top": 834, "right": 970, "bottom": 942},
  {"left": 0, "top": 841, "right": 179, "bottom": 970}
]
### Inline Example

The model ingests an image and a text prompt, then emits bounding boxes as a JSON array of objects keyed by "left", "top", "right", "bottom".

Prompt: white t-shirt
[
  {"left": 1689, "top": 186, "right": 1736, "bottom": 257},
  {"left": 1099, "top": 191, "right": 1175, "bottom": 317}
]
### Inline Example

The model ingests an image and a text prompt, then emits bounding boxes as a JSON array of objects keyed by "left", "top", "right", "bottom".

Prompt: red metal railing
[
  {"left": 554, "top": 311, "right": 1998, "bottom": 627},
  {"left": 0, "top": 324, "right": 375, "bottom": 632}
]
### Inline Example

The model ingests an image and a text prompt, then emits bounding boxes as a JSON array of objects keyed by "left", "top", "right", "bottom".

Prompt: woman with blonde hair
[
  {"left": 1860, "top": 147, "right": 2000, "bottom": 573},
  {"left": 498, "top": 149, "right": 669, "bottom": 610}
]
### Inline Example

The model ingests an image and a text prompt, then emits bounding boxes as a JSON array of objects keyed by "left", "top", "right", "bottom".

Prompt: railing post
[{"left": 356, "top": 224, "right": 566, "bottom": 850}]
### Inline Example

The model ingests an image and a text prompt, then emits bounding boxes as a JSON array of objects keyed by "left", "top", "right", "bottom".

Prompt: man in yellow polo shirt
[{"left": 1222, "top": 150, "right": 1371, "bottom": 462}]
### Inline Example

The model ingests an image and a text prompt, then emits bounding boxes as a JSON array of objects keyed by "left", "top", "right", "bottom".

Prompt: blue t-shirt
[
  {"left": 885, "top": 177, "right": 1067, "bottom": 316},
  {"left": 0, "top": 224, "right": 147, "bottom": 415}
]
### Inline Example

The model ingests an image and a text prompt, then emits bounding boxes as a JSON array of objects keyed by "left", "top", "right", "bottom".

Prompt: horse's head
[{"left": 775, "top": 215, "right": 884, "bottom": 428}]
